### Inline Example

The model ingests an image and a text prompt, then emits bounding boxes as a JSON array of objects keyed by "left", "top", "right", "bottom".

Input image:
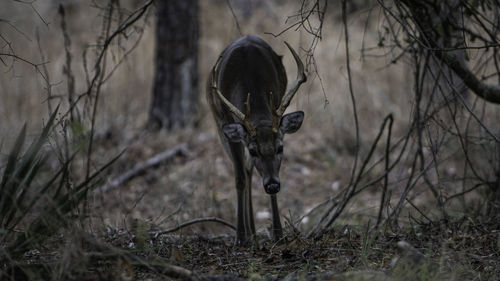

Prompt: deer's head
[{"left": 222, "top": 111, "right": 304, "bottom": 194}]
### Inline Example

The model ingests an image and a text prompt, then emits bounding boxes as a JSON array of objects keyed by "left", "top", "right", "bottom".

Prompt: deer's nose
[{"left": 264, "top": 182, "right": 280, "bottom": 194}]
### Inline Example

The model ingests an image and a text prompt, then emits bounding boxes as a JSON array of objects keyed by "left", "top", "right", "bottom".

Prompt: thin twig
[
  {"left": 342, "top": 0, "right": 360, "bottom": 187},
  {"left": 59, "top": 4, "right": 76, "bottom": 123},
  {"left": 35, "top": 29, "right": 53, "bottom": 113},
  {"left": 86, "top": 0, "right": 115, "bottom": 181},
  {"left": 81, "top": 234, "right": 200, "bottom": 281},
  {"left": 13, "top": 0, "right": 49, "bottom": 28},
  {"left": 444, "top": 182, "right": 488, "bottom": 204},
  {"left": 225, "top": 0, "right": 242, "bottom": 36},
  {"left": 0, "top": 52, "right": 49, "bottom": 81},
  {"left": 154, "top": 217, "right": 236, "bottom": 235},
  {"left": 405, "top": 198, "right": 432, "bottom": 223},
  {"left": 376, "top": 114, "right": 393, "bottom": 227},
  {"left": 321, "top": 114, "right": 394, "bottom": 233},
  {"left": 58, "top": 0, "right": 153, "bottom": 123}
]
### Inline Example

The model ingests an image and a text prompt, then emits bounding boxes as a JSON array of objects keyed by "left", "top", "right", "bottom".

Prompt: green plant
[
  {"left": 0, "top": 107, "right": 122, "bottom": 258},
  {"left": 0, "top": 108, "right": 59, "bottom": 243},
  {"left": 360, "top": 222, "right": 377, "bottom": 265}
]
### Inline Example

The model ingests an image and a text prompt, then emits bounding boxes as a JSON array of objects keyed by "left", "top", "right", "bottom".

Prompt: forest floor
[
  {"left": 3, "top": 128, "right": 499, "bottom": 281},
  {"left": 6, "top": 215, "right": 499, "bottom": 280}
]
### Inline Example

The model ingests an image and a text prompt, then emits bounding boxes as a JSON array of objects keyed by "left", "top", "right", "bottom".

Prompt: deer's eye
[
  {"left": 248, "top": 145, "right": 259, "bottom": 157},
  {"left": 277, "top": 145, "right": 283, "bottom": 154}
]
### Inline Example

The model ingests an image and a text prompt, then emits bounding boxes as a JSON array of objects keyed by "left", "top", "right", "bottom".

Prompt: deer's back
[{"left": 207, "top": 35, "right": 287, "bottom": 125}]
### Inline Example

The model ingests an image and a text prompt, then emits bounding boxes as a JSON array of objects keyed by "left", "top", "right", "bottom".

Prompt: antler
[
  {"left": 273, "top": 41, "right": 307, "bottom": 132},
  {"left": 211, "top": 57, "right": 257, "bottom": 136}
]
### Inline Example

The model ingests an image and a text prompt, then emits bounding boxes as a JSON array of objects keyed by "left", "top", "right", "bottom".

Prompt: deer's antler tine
[
  {"left": 269, "top": 91, "right": 275, "bottom": 112},
  {"left": 245, "top": 93, "right": 251, "bottom": 117},
  {"left": 276, "top": 41, "right": 307, "bottom": 118},
  {"left": 213, "top": 86, "right": 246, "bottom": 121},
  {"left": 212, "top": 60, "right": 256, "bottom": 136},
  {"left": 211, "top": 58, "right": 247, "bottom": 121},
  {"left": 269, "top": 91, "right": 280, "bottom": 133},
  {"left": 244, "top": 93, "right": 257, "bottom": 136}
]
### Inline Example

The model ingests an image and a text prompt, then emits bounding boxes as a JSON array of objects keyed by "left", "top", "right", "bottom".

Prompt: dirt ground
[{"left": 8, "top": 215, "right": 499, "bottom": 280}]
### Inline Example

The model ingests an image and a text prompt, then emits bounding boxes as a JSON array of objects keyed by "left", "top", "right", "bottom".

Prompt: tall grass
[{"left": 0, "top": 107, "right": 121, "bottom": 260}]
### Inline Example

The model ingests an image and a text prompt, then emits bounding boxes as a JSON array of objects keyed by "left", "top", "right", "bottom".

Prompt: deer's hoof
[{"left": 235, "top": 236, "right": 254, "bottom": 247}]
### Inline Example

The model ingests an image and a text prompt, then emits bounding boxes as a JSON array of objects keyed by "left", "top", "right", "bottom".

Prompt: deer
[{"left": 207, "top": 35, "right": 306, "bottom": 245}]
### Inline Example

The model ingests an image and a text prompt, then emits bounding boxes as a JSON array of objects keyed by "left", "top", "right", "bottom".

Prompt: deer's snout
[{"left": 264, "top": 180, "right": 280, "bottom": 194}]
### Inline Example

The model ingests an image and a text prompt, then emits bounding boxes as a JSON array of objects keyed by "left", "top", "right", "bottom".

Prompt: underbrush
[
  {"left": 2, "top": 209, "right": 498, "bottom": 280},
  {"left": 1, "top": 117, "right": 498, "bottom": 280}
]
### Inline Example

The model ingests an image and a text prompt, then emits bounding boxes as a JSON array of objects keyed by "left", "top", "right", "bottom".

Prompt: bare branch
[
  {"left": 399, "top": 0, "right": 500, "bottom": 104},
  {"left": 436, "top": 50, "right": 500, "bottom": 104},
  {"left": 13, "top": 0, "right": 49, "bottom": 28},
  {"left": 58, "top": 0, "right": 153, "bottom": 122},
  {"left": 342, "top": 0, "right": 360, "bottom": 187},
  {"left": 59, "top": 4, "right": 76, "bottom": 123},
  {"left": 225, "top": 0, "right": 242, "bottom": 36}
]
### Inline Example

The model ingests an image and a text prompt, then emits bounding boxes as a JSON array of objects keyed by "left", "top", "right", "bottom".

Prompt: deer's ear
[
  {"left": 280, "top": 111, "right": 304, "bottom": 134},
  {"left": 222, "top": 123, "right": 247, "bottom": 142}
]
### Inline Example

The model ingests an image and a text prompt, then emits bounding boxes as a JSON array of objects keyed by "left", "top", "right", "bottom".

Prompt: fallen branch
[
  {"left": 80, "top": 233, "right": 201, "bottom": 281},
  {"left": 147, "top": 262, "right": 199, "bottom": 281},
  {"left": 154, "top": 217, "right": 236, "bottom": 235},
  {"left": 95, "top": 143, "right": 188, "bottom": 194}
]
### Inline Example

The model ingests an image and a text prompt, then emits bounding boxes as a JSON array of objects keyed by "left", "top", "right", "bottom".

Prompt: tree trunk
[{"left": 148, "top": 0, "right": 199, "bottom": 130}]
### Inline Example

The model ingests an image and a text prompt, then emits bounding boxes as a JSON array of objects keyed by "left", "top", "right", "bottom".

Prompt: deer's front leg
[
  {"left": 270, "top": 194, "right": 283, "bottom": 241},
  {"left": 230, "top": 143, "right": 255, "bottom": 245},
  {"left": 235, "top": 185, "right": 247, "bottom": 245},
  {"left": 235, "top": 169, "right": 255, "bottom": 245},
  {"left": 245, "top": 168, "right": 256, "bottom": 236}
]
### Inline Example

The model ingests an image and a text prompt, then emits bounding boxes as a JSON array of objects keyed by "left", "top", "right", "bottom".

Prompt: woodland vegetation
[{"left": 0, "top": 0, "right": 499, "bottom": 280}]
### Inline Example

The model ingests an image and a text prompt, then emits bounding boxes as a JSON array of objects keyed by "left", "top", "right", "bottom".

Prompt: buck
[{"left": 207, "top": 35, "right": 306, "bottom": 245}]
